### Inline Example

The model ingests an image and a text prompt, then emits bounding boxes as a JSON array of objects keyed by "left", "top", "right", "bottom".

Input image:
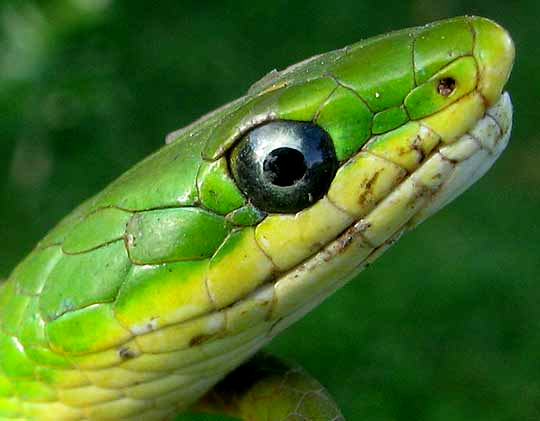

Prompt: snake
[{"left": 0, "top": 15, "right": 515, "bottom": 421}]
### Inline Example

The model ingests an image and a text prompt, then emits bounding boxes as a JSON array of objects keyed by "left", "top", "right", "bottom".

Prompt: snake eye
[{"left": 230, "top": 121, "right": 338, "bottom": 213}]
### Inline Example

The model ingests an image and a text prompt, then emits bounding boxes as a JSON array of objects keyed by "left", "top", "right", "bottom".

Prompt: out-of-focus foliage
[{"left": 1, "top": 1, "right": 539, "bottom": 420}]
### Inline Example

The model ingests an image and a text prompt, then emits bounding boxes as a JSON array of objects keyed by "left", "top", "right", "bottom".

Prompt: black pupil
[{"left": 263, "top": 147, "right": 307, "bottom": 187}]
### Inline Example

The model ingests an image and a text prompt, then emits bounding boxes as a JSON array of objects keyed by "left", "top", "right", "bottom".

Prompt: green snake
[{"left": 0, "top": 16, "right": 514, "bottom": 421}]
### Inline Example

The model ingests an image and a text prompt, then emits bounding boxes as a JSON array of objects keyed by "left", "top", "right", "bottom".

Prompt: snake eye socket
[{"left": 230, "top": 121, "right": 338, "bottom": 213}]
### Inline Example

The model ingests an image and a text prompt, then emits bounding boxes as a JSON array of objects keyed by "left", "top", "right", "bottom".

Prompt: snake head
[
  {"left": 4, "top": 19, "right": 513, "bottom": 415},
  {"left": 208, "top": 16, "right": 516, "bottom": 325},
  {"left": 38, "top": 16, "right": 514, "bottom": 351}
]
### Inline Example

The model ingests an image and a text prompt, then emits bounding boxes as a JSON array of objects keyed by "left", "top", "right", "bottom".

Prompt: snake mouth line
[{"left": 266, "top": 91, "right": 512, "bottom": 329}]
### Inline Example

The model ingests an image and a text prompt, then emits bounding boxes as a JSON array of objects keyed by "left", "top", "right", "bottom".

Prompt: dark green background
[{"left": 1, "top": 1, "right": 538, "bottom": 420}]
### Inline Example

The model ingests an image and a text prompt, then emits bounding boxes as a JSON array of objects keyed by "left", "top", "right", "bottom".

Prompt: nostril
[{"left": 437, "top": 77, "right": 456, "bottom": 96}]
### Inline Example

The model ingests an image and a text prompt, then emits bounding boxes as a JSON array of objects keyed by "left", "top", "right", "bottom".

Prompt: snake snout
[{"left": 470, "top": 17, "right": 515, "bottom": 106}]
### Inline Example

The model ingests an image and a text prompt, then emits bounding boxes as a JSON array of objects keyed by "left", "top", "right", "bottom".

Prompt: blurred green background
[{"left": 1, "top": 1, "right": 538, "bottom": 420}]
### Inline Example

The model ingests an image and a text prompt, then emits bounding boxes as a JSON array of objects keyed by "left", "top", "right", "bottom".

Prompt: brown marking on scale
[
  {"left": 331, "top": 230, "right": 356, "bottom": 259},
  {"left": 396, "top": 145, "right": 409, "bottom": 157},
  {"left": 429, "top": 171, "right": 445, "bottom": 185},
  {"left": 357, "top": 169, "right": 382, "bottom": 208},
  {"left": 258, "top": 298, "right": 272, "bottom": 309},
  {"left": 264, "top": 289, "right": 279, "bottom": 322},
  {"left": 189, "top": 333, "right": 217, "bottom": 347},
  {"left": 408, "top": 182, "right": 435, "bottom": 210},
  {"left": 331, "top": 220, "right": 376, "bottom": 260},
  {"left": 438, "top": 152, "right": 459, "bottom": 165},
  {"left": 411, "top": 134, "right": 426, "bottom": 162},
  {"left": 118, "top": 346, "right": 137, "bottom": 360}
]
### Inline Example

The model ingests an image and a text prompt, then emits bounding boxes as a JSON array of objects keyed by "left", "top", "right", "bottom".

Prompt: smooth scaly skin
[{"left": 0, "top": 16, "right": 514, "bottom": 420}]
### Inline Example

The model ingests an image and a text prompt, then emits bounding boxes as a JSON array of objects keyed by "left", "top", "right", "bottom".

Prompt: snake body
[{"left": 0, "top": 16, "right": 514, "bottom": 420}]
